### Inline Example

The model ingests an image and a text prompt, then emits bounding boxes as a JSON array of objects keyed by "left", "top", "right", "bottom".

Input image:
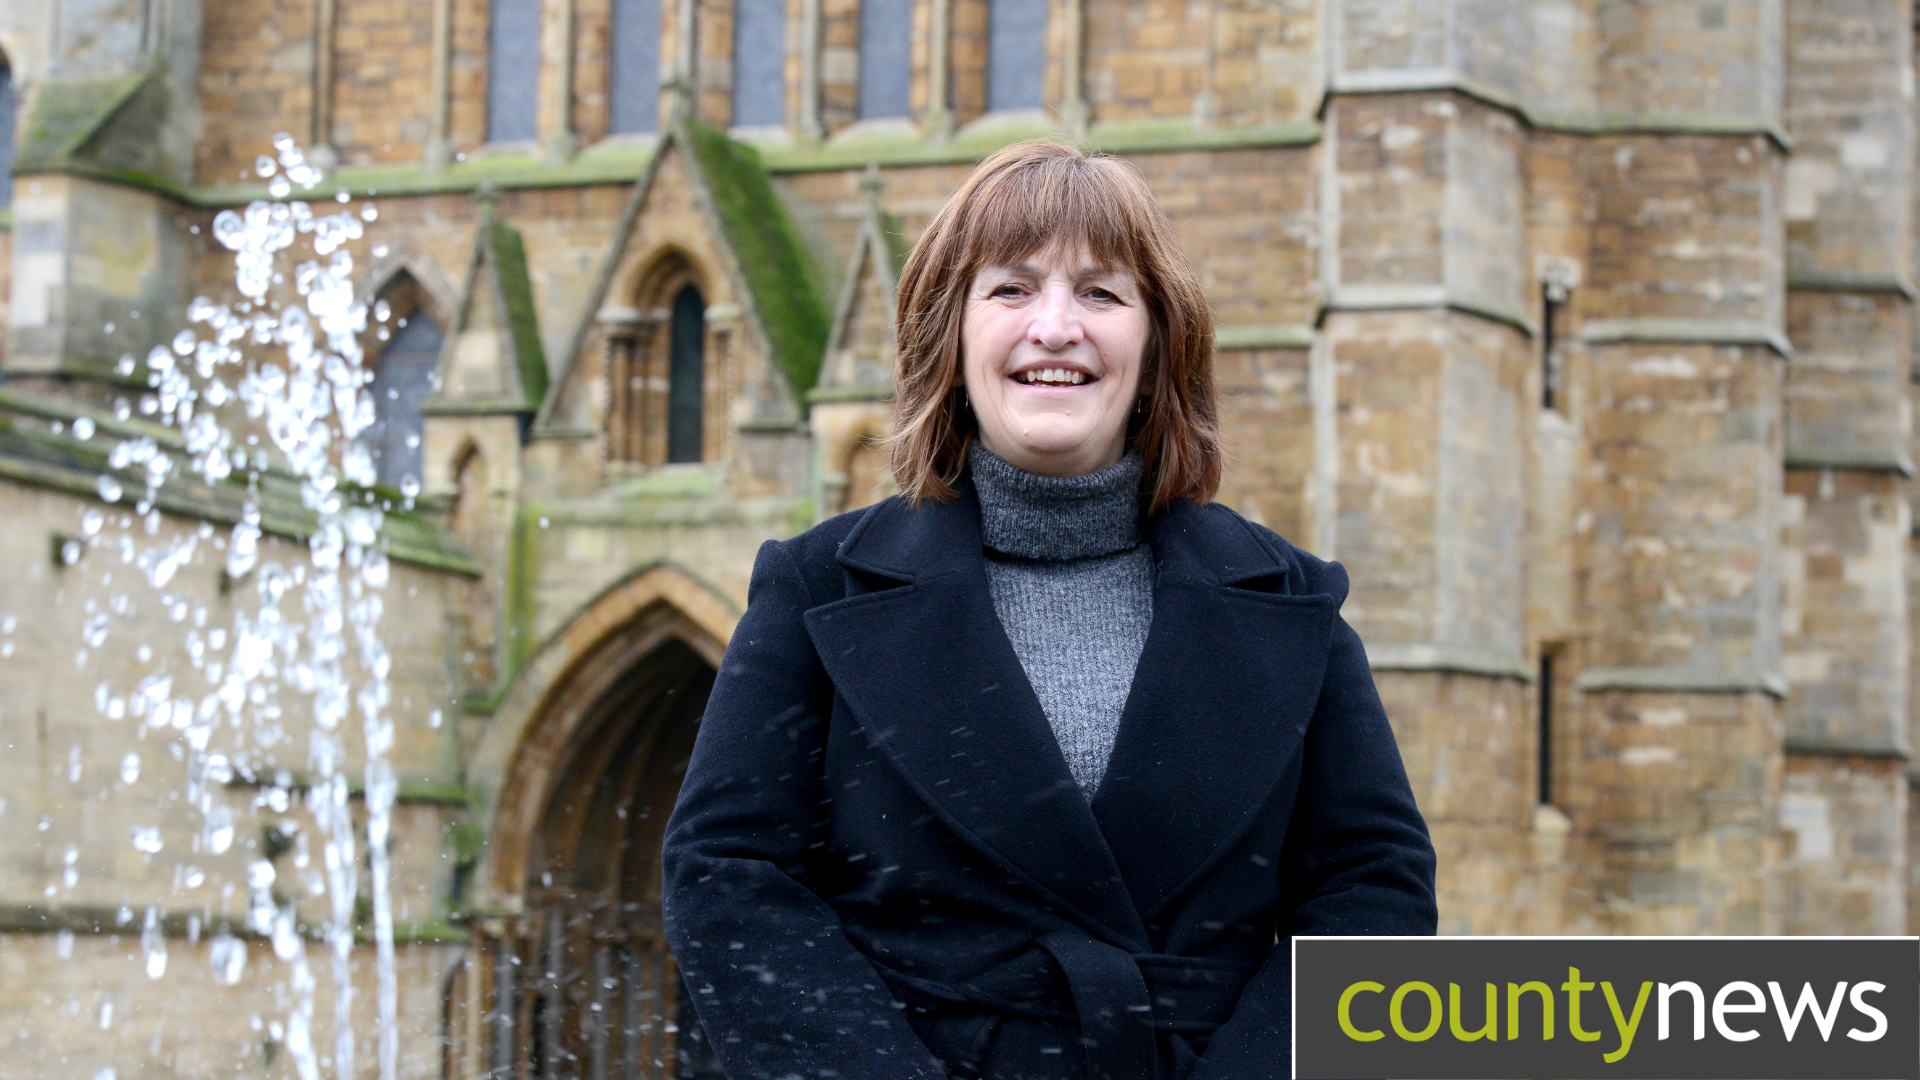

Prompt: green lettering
[
  {"left": 1449, "top": 983, "right": 1498, "bottom": 1042},
  {"left": 1563, "top": 967, "right": 1601, "bottom": 1042},
  {"left": 1338, "top": 982, "right": 1385, "bottom": 1042},
  {"left": 1602, "top": 982, "right": 1653, "bottom": 1064},
  {"left": 1508, "top": 981, "right": 1555, "bottom": 1041},
  {"left": 1391, "top": 981, "right": 1443, "bottom": 1042}
]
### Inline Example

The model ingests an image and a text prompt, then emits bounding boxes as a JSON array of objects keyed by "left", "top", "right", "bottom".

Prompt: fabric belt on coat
[{"left": 877, "top": 932, "right": 1257, "bottom": 1080}]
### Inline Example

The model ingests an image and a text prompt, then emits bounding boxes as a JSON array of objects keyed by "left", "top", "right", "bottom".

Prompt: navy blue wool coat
[{"left": 660, "top": 477, "right": 1437, "bottom": 1080}]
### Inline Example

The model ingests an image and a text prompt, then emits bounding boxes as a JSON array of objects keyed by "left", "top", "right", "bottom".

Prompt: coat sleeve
[
  {"left": 660, "top": 539, "right": 950, "bottom": 1080},
  {"left": 1184, "top": 601, "right": 1439, "bottom": 1080}
]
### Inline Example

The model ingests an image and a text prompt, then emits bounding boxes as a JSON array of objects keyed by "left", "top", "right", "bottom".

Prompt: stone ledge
[
  {"left": 1365, "top": 642, "right": 1532, "bottom": 681},
  {"left": 1576, "top": 664, "right": 1789, "bottom": 698},
  {"left": 1329, "top": 69, "right": 1793, "bottom": 153},
  {"left": 805, "top": 384, "right": 896, "bottom": 404},
  {"left": 0, "top": 903, "right": 468, "bottom": 944},
  {"left": 1215, "top": 323, "right": 1317, "bottom": 350},
  {"left": 225, "top": 770, "right": 474, "bottom": 806},
  {"left": 1581, "top": 317, "right": 1792, "bottom": 358},
  {"left": 1783, "top": 736, "right": 1912, "bottom": 761},
  {"left": 1321, "top": 284, "right": 1539, "bottom": 337},
  {"left": 1787, "top": 271, "right": 1918, "bottom": 301},
  {"left": 420, "top": 397, "right": 537, "bottom": 417},
  {"left": 54, "top": 119, "right": 1322, "bottom": 208},
  {"left": 1784, "top": 452, "right": 1916, "bottom": 477}
]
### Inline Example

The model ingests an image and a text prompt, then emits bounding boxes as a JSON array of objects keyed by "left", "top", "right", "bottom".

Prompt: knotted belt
[{"left": 877, "top": 932, "right": 1257, "bottom": 1080}]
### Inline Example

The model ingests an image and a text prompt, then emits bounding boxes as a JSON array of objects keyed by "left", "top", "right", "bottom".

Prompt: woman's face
[{"left": 959, "top": 243, "right": 1149, "bottom": 478}]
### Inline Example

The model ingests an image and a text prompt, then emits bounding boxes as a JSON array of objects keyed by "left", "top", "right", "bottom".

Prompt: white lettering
[
  {"left": 1712, "top": 981, "right": 1765, "bottom": 1042},
  {"left": 1846, "top": 982, "right": 1888, "bottom": 1042},
  {"left": 1658, "top": 982, "right": 1706, "bottom": 1041},
  {"left": 1767, "top": 982, "right": 1847, "bottom": 1042}
]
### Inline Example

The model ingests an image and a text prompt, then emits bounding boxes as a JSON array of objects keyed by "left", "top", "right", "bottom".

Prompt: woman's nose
[{"left": 1026, "top": 285, "right": 1084, "bottom": 350}]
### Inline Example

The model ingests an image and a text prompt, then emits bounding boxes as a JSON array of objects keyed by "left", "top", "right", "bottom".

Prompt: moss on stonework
[
  {"left": 504, "top": 506, "right": 542, "bottom": 684},
  {"left": 681, "top": 120, "right": 832, "bottom": 399},
  {"left": 16, "top": 72, "right": 154, "bottom": 172},
  {"left": 0, "top": 390, "right": 480, "bottom": 575},
  {"left": 485, "top": 217, "right": 549, "bottom": 407},
  {"left": 878, "top": 209, "right": 909, "bottom": 278}
]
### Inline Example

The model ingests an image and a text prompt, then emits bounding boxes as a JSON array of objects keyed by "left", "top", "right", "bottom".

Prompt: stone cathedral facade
[{"left": 0, "top": 0, "right": 1916, "bottom": 1077}]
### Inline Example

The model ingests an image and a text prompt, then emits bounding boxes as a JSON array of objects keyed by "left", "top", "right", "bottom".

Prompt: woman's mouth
[{"left": 1011, "top": 367, "right": 1091, "bottom": 386}]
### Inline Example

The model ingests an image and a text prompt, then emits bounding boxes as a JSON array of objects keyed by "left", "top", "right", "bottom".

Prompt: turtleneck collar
[{"left": 967, "top": 441, "right": 1144, "bottom": 561}]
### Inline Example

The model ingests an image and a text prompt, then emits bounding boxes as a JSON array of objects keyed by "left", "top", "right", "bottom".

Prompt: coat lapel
[
  {"left": 804, "top": 481, "right": 1151, "bottom": 950},
  {"left": 1089, "top": 501, "right": 1338, "bottom": 920},
  {"left": 804, "top": 485, "right": 1339, "bottom": 942}
]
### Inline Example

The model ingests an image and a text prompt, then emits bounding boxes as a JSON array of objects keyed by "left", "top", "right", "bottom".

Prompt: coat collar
[
  {"left": 804, "top": 477, "right": 1337, "bottom": 950},
  {"left": 833, "top": 472, "right": 1296, "bottom": 590}
]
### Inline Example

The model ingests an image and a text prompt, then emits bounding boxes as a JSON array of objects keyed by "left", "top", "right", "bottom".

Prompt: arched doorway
[{"left": 454, "top": 576, "right": 740, "bottom": 1080}]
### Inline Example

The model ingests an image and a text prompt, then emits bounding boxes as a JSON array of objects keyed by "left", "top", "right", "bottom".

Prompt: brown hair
[{"left": 887, "top": 140, "right": 1221, "bottom": 515}]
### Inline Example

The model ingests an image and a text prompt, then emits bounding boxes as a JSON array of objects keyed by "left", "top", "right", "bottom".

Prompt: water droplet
[
  {"left": 271, "top": 912, "right": 301, "bottom": 960},
  {"left": 120, "top": 753, "right": 140, "bottom": 784},
  {"left": 247, "top": 862, "right": 278, "bottom": 893},
  {"left": 131, "top": 827, "right": 163, "bottom": 854},
  {"left": 183, "top": 866, "right": 205, "bottom": 889},
  {"left": 141, "top": 909, "right": 167, "bottom": 979},
  {"left": 96, "top": 476, "right": 123, "bottom": 503},
  {"left": 55, "top": 929, "right": 74, "bottom": 959},
  {"left": 255, "top": 155, "right": 277, "bottom": 178},
  {"left": 210, "top": 933, "right": 247, "bottom": 985},
  {"left": 205, "top": 808, "right": 235, "bottom": 854},
  {"left": 72, "top": 417, "right": 95, "bottom": 440}
]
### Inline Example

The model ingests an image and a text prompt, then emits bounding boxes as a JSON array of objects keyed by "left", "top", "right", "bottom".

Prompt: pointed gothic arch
[
  {"left": 359, "top": 246, "right": 460, "bottom": 329},
  {"left": 362, "top": 270, "right": 447, "bottom": 490},
  {"left": 457, "top": 562, "right": 739, "bottom": 1080},
  {"left": 605, "top": 249, "right": 717, "bottom": 466}
]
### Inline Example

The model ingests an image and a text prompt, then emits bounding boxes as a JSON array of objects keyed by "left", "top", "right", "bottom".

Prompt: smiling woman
[{"left": 659, "top": 140, "right": 1437, "bottom": 1080}]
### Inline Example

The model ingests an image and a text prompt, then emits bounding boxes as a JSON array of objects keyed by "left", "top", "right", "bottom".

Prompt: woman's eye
[
  {"left": 1086, "top": 287, "right": 1118, "bottom": 301},
  {"left": 991, "top": 284, "right": 1026, "bottom": 298}
]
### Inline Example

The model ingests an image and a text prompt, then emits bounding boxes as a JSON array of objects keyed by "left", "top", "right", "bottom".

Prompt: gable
[
  {"left": 538, "top": 120, "right": 832, "bottom": 434},
  {"left": 431, "top": 212, "right": 548, "bottom": 413},
  {"left": 815, "top": 189, "right": 904, "bottom": 401}
]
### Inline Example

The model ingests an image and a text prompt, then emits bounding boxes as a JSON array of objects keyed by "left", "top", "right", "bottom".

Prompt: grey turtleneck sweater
[{"left": 969, "top": 442, "right": 1155, "bottom": 801}]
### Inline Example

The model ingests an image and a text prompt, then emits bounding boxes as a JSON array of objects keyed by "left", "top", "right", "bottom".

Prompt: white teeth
[{"left": 1017, "top": 368, "right": 1088, "bottom": 385}]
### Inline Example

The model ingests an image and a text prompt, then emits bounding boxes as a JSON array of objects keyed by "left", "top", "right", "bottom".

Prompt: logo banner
[{"left": 1292, "top": 936, "right": 1916, "bottom": 1079}]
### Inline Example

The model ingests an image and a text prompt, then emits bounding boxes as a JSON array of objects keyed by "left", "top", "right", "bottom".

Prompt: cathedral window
[
  {"left": 0, "top": 57, "right": 14, "bottom": 208},
  {"left": 666, "top": 284, "right": 706, "bottom": 463},
  {"left": 858, "top": 0, "right": 913, "bottom": 120},
  {"left": 487, "top": 0, "right": 543, "bottom": 142},
  {"left": 608, "top": 270, "right": 707, "bottom": 466},
  {"left": 365, "top": 299, "right": 444, "bottom": 491},
  {"left": 732, "top": 0, "right": 787, "bottom": 127},
  {"left": 986, "top": 0, "right": 1045, "bottom": 113},
  {"left": 609, "top": 0, "right": 663, "bottom": 134}
]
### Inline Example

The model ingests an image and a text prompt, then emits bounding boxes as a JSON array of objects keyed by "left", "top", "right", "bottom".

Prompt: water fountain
[{"left": 54, "top": 134, "right": 405, "bottom": 1080}]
